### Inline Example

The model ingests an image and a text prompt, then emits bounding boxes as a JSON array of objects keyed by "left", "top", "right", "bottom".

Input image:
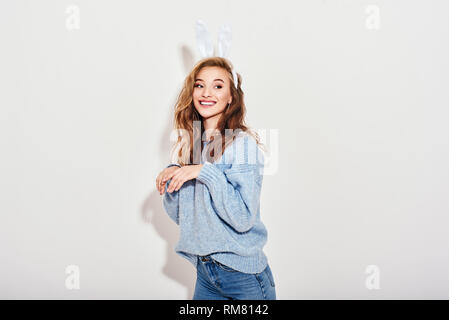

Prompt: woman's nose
[{"left": 202, "top": 88, "right": 212, "bottom": 97}]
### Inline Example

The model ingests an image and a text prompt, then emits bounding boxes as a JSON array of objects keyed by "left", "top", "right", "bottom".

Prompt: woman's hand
[
  {"left": 162, "top": 164, "right": 204, "bottom": 194},
  {"left": 156, "top": 166, "right": 180, "bottom": 195}
]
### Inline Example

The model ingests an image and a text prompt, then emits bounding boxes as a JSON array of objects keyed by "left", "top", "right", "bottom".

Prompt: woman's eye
[{"left": 194, "top": 84, "right": 222, "bottom": 89}]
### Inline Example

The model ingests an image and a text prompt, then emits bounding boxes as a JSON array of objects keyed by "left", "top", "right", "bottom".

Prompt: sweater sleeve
[
  {"left": 196, "top": 148, "right": 264, "bottom": 233},
  {"left": 162, "top": 163, "right": 181, "bottom": 225}
]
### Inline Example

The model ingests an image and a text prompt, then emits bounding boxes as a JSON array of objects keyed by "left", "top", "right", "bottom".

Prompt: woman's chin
[{"left": 199, "top": 110, "right": 219, "bottom": 118}]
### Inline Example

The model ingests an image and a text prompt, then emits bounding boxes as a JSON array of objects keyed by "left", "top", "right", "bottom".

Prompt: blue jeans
[{"left": 193, "top": 254, "right": 276, "bottom": 300}]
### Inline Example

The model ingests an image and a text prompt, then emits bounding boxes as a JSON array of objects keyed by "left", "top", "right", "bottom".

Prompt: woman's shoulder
[
  {"left": 229, "top": 130, "right": 256, "bottom": 146},
  {"left": 221, "top": 130, "right": 264, "bottom": 166}
]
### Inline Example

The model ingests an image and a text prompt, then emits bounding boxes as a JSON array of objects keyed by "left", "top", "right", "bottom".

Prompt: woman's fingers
[
  {"left": 160, "top": 175, "right": 169, "bottom": 194},
  {"left": 166, "top": 174, "right": 177, "bottom": 193},
  {"left": 161, "top": 171, "right": 176, "bottom": 194},
  {"left": 158, "top": 166, "right": 183, "bottom": 195},
  {"left": 167, "top": 172, "right": 185, "bottom": 193},
  {"left": 156, "top": 172, "right": 163, "bottom": 194},
  {"left": 161, "top": 173, "right": 171, "bottom": 183},
  {"left": 174, "top": 172, "right": 190, "bottom": 191},
  {"left": 157, "top": 168, "right": 176, "bottom": 195},
  {"left": 174, "top": 180, "right": 184, "bottom": 192},
  {"left": 159, "top": 179, "right": 164, "bottom": 194}
]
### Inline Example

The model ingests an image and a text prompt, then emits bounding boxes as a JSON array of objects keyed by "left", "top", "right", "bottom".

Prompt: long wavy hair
[{"left": 169, "top": 56, "right": 267, "bottom": 166}]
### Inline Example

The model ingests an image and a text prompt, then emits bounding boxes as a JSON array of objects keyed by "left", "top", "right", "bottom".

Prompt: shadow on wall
[{"left": 140, "top": 45, "right": 197, "bottom": 300}]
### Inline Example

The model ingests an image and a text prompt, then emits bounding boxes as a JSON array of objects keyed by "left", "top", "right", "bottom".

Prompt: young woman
[{"left": 156, "top": 57, "right": 276, "bottom": 300}]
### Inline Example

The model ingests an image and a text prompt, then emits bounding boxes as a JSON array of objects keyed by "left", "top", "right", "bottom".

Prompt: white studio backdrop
[{"left": 1, "top": 0, "right": 448, "bottom": 299}]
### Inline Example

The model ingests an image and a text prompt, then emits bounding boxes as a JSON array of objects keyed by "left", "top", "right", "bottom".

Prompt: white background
[{"left": 1, "top": 0, "right": 448, "bottom": 299}]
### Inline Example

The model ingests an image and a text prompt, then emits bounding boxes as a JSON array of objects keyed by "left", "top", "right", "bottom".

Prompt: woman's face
[{"left": 192, "top": 66, "right": 232, "bottom": 120}]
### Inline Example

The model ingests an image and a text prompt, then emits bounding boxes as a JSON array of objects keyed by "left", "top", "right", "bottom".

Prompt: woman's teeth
[{"left": 200, "top": 101, "right": 216, "bottom": 106}]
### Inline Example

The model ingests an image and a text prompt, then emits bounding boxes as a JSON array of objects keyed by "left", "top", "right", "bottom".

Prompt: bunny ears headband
[{"left": 195, "top": 19, "right": 238, "bottom": 89}]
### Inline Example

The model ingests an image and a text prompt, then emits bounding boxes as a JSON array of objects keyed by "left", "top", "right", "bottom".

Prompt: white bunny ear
[
  {"left": 217, "top": 23, "right": 232, "bottom": 59},
  {"left": 195, "top": 19, "right": 214, "bottom": 58}
]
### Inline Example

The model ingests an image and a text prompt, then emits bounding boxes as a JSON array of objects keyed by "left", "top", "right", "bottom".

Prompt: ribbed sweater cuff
[
  {"left": 196, "top": 162, "right": 225, "bottom": 189},
  {"left": 166, "top": 163, "right": 181, "bottom": 168}
]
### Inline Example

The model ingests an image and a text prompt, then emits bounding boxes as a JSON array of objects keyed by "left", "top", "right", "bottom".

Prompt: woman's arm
[
  {"left": 163, "top": 177, "right": 180, "bottom": 225},
  {"left": 162, "top": 163, "right": 181, "bottom": 225},
  {"left": 196, "top": 136, "right": 265, "bottom": 233},
  {"left": 196, "top": 161, "right": 263, "bottom": 233}
]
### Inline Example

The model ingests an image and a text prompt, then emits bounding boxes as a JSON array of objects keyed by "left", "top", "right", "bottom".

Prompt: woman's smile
[{"left": 199, "top": 99, "right": 217, "bottom": 107}]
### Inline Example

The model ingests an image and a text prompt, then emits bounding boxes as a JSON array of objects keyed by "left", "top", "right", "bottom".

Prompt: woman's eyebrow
[{"left": 194, "top": 78, "right": 225, "bottom": 83}]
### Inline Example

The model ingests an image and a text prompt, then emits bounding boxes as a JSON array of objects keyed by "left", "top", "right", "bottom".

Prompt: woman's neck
[{"left": 203, "top": 113, "right": 222, "bottom": 141}]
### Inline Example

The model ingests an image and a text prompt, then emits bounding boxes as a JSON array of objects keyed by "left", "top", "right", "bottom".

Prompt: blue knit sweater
[{"left": 162, "top": 132, "right": 268, "bottom": 274}]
